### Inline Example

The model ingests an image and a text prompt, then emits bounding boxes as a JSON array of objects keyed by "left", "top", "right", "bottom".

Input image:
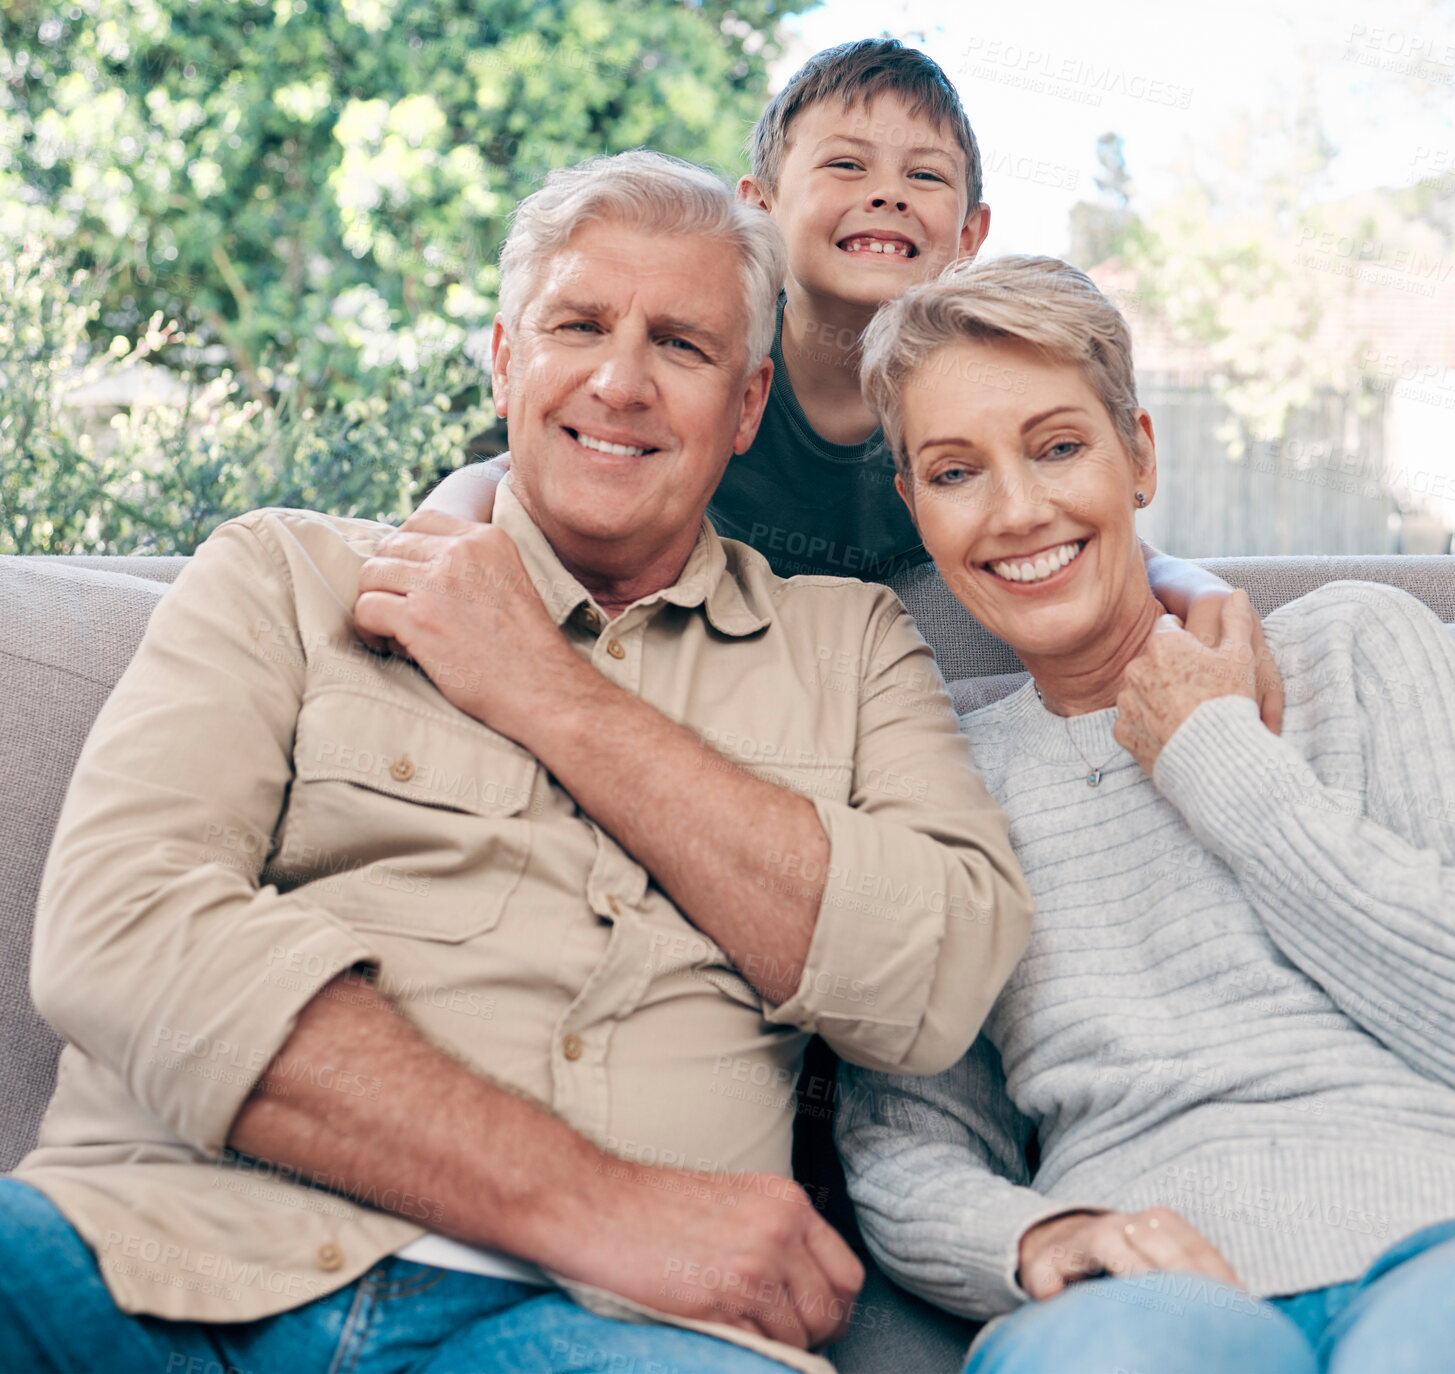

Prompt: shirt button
[
  {"left": 562, "top": 1033, "right": 584, "bottom": 1061},
  {"left": 606, "top": 639, "right": 626, "bottom": 660},
  {"left": 606, "top": 895, "right": 622, "bottom": 918},
  {"left": 580, "top": 607, "right": 603, "bottom": 633},
  {"left": 316, "top": 1243, "right": 344, "bottom": 1272},
  {"left": 389, "top": 756, "right": 415, "bottom": 783}
]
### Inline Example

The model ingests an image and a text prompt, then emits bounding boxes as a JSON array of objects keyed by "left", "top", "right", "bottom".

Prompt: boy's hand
[
  {"left": 1179, "top": 590, "right": 1282, "bottom": 736},
  {"left": 1141, "top": 541, "right": 1283, "bottom": 734},
  {"left": 1018, "top": 1207, "right": 1242, "bottom": 1301},
  {"left": 1115, "top": 593, "right": 1259, "bottom": 774},
  {"left": 403, "top": 453, "right": 510, "bottom": 529}
]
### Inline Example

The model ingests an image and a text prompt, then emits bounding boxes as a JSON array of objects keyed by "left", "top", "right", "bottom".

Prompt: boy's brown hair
[{"left": 749, "top": 38, "right": 983, "bottom": 210}]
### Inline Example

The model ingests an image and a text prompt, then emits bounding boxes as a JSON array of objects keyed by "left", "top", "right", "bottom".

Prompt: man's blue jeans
[
  {"left": 0, "top": 1178, "right": 794, "bottom": 1373},
  {"left": 965, "top": 1219, "right": 1455, "bottom": 1373}
]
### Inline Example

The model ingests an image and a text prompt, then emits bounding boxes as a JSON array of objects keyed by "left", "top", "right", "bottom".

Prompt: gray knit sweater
[{"left": 837, "top": 582, "right": 1455, "bottom": 1319}]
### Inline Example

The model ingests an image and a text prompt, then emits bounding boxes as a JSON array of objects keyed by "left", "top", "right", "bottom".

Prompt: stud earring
[{"left": 1135, "top": 491, "right": 1148, "bottom": 507}]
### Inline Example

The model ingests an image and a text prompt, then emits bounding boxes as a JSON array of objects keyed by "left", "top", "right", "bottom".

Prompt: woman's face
[{"left": 898, "top": 336, "right": 1156, "bottom": 666}]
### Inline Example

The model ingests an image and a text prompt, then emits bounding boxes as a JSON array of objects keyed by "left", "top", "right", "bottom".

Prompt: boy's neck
[{"left": 779, "top": 284, "right": 881, "bottom": 447}]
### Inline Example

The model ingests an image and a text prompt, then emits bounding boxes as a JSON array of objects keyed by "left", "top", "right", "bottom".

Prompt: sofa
[{"left": 5, "top": 546, "right": 1455, "bottom": 1372}]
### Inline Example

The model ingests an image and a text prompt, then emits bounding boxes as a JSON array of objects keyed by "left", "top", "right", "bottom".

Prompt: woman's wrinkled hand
[
  {"left": 1018, "top": 1207, "right": 1244, "bottom": 1301},
  {"left": 1115, "top": 590, "right": 1259, "bottom": 775}
]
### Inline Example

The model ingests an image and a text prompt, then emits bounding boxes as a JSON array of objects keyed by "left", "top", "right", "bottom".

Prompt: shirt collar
[{"left": 492, "top": 474, "right": 772, "bottom": 637}]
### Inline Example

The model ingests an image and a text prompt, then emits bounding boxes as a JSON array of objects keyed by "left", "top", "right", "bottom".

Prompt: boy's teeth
[
  {"left": 575, "top": 431, "right": 648, "bottom": 457},
  {"left": 989, "top": 541, "right": 1084, "bottom": 584},
  {"left": 845, "top": 237, "right": 912, "bottom": 257}
]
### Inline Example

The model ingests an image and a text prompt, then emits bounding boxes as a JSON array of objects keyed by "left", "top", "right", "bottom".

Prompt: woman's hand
[
  {"left": 1115, "top": 591, "right": 1259, "bottom": 775},
  {"left": 1018, "top": 1207, "right": 1243, "bottom": 1301}
]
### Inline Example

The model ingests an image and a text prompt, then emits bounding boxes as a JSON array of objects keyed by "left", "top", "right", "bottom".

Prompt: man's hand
[
  {"left": 1115, "top": 591, "right": 1259, "bottom": 775},
  {"left": 1018, "top": 1207, "right": 1243, "bottom": 1301},
  {"left": 354, "top": 509, "right": 577, "bottom": 738},
  {"left": 573, "top": 1164, "right": 864, "bottom": 1348}
]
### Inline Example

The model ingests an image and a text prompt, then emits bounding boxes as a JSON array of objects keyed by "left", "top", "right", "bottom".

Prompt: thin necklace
[{"left": 1034, "top": 684, "right": 1118, "bottom": 787}]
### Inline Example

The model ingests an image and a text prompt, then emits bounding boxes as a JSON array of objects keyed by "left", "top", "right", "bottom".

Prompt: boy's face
[{"left": 742, "top": 90, "right": 990, "bottom": 314}]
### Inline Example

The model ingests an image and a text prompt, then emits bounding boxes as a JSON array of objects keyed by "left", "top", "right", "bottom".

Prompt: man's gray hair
[
  {"left": 861, "top": 255, "right": 1143, "bottom": 477},
  {"left": 497, "top": 150, "right": 786, "bottom": 371}
]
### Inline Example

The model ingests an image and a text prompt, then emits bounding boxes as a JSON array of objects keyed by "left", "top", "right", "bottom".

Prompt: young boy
[
  {"left": 412, "top": 37, "right": 1276, "bottom": 708},
  {"left": 416, "top": 39, "right": 976, "bottom": 580}
]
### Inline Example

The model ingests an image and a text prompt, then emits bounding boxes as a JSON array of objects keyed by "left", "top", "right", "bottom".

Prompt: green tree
[{"left": 1, "top": 0, "right": 812, "bottom": 405}]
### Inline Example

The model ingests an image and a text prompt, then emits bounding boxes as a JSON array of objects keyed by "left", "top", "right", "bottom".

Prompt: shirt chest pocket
[{"left": 271, "top": 685, "right": 538, "bottom": 942}]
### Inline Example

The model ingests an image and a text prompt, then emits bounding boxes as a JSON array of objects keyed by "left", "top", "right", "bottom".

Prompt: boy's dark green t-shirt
[{"left": 707, "top": 295, "right": 930, "bottom": 581}]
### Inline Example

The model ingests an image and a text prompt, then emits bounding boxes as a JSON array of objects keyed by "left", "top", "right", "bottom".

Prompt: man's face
[
  {"left": 749, "top": 91, "right": 989, "bottom": 313},
  {"left": 491, "top": 221, "right": 771, "bottom": 577}
]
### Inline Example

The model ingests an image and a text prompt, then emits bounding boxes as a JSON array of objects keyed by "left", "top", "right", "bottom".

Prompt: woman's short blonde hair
[{"left": 860, "top": 255, "right": 1143, "bottom": 476}]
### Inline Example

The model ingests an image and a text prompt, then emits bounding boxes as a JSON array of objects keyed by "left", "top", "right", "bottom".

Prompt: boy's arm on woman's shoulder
[
  {"left": 1141, "top": 540, "right": 1284, "bottom": 733},
  {"left": 408, "top": 454, "right": 511, "bottom": 526}
]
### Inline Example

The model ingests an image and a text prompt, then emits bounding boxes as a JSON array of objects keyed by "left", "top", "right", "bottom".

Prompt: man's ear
[
  {"left": 736, "top": 174, "right": 772, "bottom": 214},
  {"left": 959, "top": 203, "right": 991, "bottom": 260},
  {"left": 732, "top": 357, "right": 774, "bottom": 455},
  {"left": 489, "top": 316, "right": 512, "bottom": 420}
]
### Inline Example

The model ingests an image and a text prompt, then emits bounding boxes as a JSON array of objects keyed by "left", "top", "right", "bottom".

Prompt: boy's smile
[{"left": 743, "top": 90, "right": 988, "bottom": 316}]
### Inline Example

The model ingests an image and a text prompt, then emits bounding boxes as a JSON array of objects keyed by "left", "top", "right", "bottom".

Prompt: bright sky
[{"left": 778, "top": 0, "right": 1455, "bottom": 254}]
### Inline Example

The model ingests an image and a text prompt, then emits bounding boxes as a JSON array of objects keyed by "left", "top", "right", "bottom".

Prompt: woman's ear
[
  {"left": 1132, "top": 410, "right": 1157, "bottom": 504},
  {"left": 895, "top": 471, "right": 920, "bottom": 528}
]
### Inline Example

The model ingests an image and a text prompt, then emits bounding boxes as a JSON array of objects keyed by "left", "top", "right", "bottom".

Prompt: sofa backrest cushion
[{"left": 0, "top": 559, "right": 173, "bottom": 1169}]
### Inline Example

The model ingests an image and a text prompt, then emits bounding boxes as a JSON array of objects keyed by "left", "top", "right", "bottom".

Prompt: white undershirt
[{"left": 394, "top": 1234, "right": 552, "bottom": 1287}]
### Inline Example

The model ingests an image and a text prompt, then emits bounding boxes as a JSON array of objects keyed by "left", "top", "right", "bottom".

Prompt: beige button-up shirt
[{"left": 19, "top": 483, "right": 1031, "bottom": 1365}]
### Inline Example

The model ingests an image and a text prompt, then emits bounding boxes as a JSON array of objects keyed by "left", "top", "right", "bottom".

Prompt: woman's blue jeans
[
  {"left": 0, "top": 1177, "right": 794, "bottom": 1373},
  {"left": 965, "top": 1219, "right": 1455, "bottom": 1373}
]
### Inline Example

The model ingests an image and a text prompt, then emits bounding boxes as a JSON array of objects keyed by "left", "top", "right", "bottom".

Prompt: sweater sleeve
[
  {"left": 834, "top": 1037, "right": 1097, "bottom": 1320},
  {"left": 1154, "top": 583, "right": 1455, "bottom": 1087}
]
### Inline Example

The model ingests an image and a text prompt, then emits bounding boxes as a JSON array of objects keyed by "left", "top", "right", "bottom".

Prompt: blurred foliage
[
  {"left": 0, "top": 240, "right": 490, "bottom": 553},
  {"left": 0, "top": 0, "right": 811, "bottom": 550},
  {"left": 1, "top": 0, "right": 810, "bottom": 400},
  {"left": 1065, "top": 97, "right": 1455, "bottom": 457}
]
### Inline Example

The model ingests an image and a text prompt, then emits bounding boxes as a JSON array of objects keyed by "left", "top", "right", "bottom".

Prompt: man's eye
[{"left": 661, "top": 336, "right": 705, "bottom": 357}]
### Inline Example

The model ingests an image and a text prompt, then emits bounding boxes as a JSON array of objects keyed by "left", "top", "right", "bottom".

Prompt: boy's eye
[
  {"left": 826, "top": 158, "right": 864, "bottom": 171},
  {"left": 910, "top": 170, "right": 949, "bottom": 183}
]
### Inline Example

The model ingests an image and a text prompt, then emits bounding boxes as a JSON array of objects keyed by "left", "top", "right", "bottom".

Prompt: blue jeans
[
  {"left": 0, "top": 1178, "right": 793, "bottom": 1373},
  {"left": 965, "top": 1219, "right": 1455, "bottom": 1373}
]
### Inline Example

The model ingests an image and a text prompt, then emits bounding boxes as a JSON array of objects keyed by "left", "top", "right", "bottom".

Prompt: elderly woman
[{"left": 836, "top": 256, "right": 1455, "bottom": 1373}]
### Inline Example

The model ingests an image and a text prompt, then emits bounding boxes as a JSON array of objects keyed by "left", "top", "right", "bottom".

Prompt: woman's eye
[
  {"left": 1043, "top": 441, "right": 1082, "bottom": 460},
  {"left": 930, "top": 465, "right": 975, "bottom": 486}
]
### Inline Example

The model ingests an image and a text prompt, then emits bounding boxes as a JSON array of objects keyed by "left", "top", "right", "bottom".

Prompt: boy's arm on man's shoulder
[{"left": 407, "top": 454, "right": 511, "bottom": 526}]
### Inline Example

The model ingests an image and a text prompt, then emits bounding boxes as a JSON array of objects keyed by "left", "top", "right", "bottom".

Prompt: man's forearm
[
  {"left": 514, "top": 658, "right": 830, "bottom": 1005},
  {"left": 229, "top": 971, "right": 609, "bottom": 1274}
]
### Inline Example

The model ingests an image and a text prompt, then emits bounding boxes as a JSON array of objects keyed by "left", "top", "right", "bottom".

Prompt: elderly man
[{"left": 2, "top": 152, "right": 1031, "bottom": 1374}]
